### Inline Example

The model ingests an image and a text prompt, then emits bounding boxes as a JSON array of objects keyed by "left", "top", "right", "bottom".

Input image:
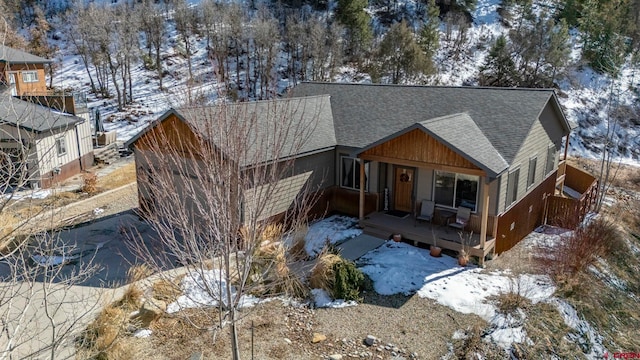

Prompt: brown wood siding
[
  {"left": 565, "top": 164, "right": 597, "bottom": 193},
  {"left": 329, "top": 187, "right": 379, "bottom": 217},
  {"left": 495, "top": 173, "right": 556, "bottom": 253},
  {"left": 1, "top": 63, "right": 47, "bottom": 96},
  {"left": 135, "top": 114, "right": 205, "bottom": 159},
  {"left": 361, "top": 129, "right": 482, "bottom": 171}
]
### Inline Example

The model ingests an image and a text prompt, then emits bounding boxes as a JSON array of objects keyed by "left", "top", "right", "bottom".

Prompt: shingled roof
[
  {"left": 128, "top": 95, "right": 336, "bottom": 166},
  {"left": 0, "top": 91, "right": 82, "bottom": 133},
  {"left": 290, "top": 82, "right": 570, "bottom": 166},
  {"left": 0, "top": 45, "right": 51, "bottom": 65}
]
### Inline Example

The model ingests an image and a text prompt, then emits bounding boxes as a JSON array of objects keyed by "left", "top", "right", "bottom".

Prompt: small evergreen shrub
[{"left": 332, "top": 259, "right": 365, "bottom": 302}]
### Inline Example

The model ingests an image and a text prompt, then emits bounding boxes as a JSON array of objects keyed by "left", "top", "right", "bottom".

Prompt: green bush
[{"left": 332, "top": 259, "right": 365, "bottom": 302}]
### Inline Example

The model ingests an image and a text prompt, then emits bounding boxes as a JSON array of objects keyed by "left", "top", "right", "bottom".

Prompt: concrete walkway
[{"left": 337, "top": 234, "right": 387, "bottom": 261}]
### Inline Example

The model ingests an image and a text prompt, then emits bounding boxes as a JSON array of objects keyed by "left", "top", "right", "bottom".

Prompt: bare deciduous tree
[
  {"left": 0, "top": 91, "right": 102, "bottom": 360},
  {"left": 130, "top": 96, "right": 326, "bottom": 359}
]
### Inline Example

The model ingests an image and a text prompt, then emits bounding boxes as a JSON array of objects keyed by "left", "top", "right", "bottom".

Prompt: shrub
[
  {"left": 81, "top": 172, "right": 98, "bottom": 194},
  {"left": 333, "top": 259, "right": 365, "bottom": 302},
  {"left": 309, "top": 251, "right": 341, "bottom": 293},
  {"left": 538, "top": 218, "right": 620, "bottom": 281}
]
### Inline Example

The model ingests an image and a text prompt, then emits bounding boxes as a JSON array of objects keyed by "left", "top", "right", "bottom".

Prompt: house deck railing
[
  {"left": 547, "top": 163, "right": 598, "bottom": 228},
  {"left": 19, "top": 91, "right": 88, "bottom": 115}
]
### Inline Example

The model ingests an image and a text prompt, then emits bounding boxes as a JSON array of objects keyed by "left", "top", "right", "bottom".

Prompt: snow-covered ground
[
  {"left": 49, "top": 0, "right": 640, "bottom": 167},
  {"left": 164, "top": 215, "right": 608, "bottom": 358},
  {"left": 304, "top": 215, "right": 362, "bottom": 256}
]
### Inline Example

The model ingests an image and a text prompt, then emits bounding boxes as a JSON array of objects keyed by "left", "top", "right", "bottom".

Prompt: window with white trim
[
  {"left": 340, "top": 156, "right": 369, "bottom": 191},
  {"left": 22, "top": 71, "right": 39, "bottom": 83},
  {"left": 56, "top": 138, "right": 67, "bottom": 156},
  {"left": 527, "top": 156, "right": 537, "bottom": 188},
  {"left": 506, "top": 168, "right": 520, "bottom": 207},
  {"left": 433, "top": 171, "right": 479, "bottom": 212}
]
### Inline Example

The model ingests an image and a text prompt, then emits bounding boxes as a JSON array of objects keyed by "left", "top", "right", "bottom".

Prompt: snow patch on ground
[
  {"left": 167, "top": 270, "right": 260, "bottom": 314},
  {"left": 133, "top": 329, "right": 152, "bottom": 338},
  {"left": 359, "top": 230, "right": 607, "bottom": 357},
  {"left": 304, "top": 215, "right": 362, "bottom": 257},
  {"left": 311, "top": 289, "right": 357, "bottom": 308}
]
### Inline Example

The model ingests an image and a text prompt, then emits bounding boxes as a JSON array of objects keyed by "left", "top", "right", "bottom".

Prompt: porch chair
[
  {"left": 447, "top": 207, "right": 471, "bottom": 231},
  {"left": 414, "top": 200, "right": 435, "bottom": 226}
]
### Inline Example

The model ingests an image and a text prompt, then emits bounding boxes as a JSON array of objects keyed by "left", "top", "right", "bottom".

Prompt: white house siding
[
  {"left": 35, "top": 126, "right": 80, "bottom": 174},
  {"left": 76, "top": 115, "right": 93, "bottom": 158},
  {"left": 497, "top": 102, "right": 566, "bottom": 214}
]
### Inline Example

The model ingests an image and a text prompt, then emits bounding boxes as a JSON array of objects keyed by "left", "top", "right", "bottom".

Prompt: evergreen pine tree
[
  {"left": 419, "top": 0, "right": 440, "bottom": 59},
  {"left": 376, "top": 20, "right": 432, "bottom": 83},
  {"left": 479, "top": 35, "right": 519, "bottom": 87},
  {"left": 335, "top": 0, "right": 373, "bottom": 56}
]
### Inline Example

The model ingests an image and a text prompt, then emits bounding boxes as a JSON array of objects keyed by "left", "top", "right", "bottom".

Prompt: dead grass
[
  {"left": 115, "top": 286, "right": 143, "bottom": 312},
  {"left": 451, "top": 324, "right": 504, "bottom": 360},
  {"left": 97, "top": 162, "right": 136, "bottom": 190},
  {"left": 152, "top": 279, "right": 182, "bottom": 303},
  {"left": 309, "top": 250, "right": 341, "bottom": 295},
  {"left": 127, "top": 264, "right": 154, "bottom": 283},
  {"left": 514, "top": 302, "right": 579, "bottom": 359},
  {"left": 83, "top": 305, "right": 129, "bottom": 352},
  {"left": 537, "top": 218, "right": 620, "bottom": 284},
  {"left": 81, "top": 172, "right": 98, "bottom": 194},
  {"left": 568, "top": 157, "right": 640, "bottom": 193}
]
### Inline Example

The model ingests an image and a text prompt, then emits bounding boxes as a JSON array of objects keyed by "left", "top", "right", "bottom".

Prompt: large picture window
[
  {"left": 433, "top": 171, "right": 479, "bottom": 211},
  {"left": 341, "top": 156, "right": 369, "bottom": 191}
]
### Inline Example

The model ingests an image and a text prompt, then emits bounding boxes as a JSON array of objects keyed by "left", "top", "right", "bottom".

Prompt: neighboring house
[
  {"left": 0, "top": 44, "right": 50, "bottom": 97},
  {"left": 0, "top": 46, "right": 93, "bottom": 189},
  {"left": 129, "top": 82, "right": 597, "bottom": 263}
]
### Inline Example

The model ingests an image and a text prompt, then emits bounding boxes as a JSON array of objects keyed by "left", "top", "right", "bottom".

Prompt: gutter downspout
[{"left": 75, "top": 122, "right": 84, "bottom": 170}]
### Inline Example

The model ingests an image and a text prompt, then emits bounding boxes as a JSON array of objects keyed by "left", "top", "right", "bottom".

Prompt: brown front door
[{"left": 394, "top": 167, "right": 414, "bottom": 212}]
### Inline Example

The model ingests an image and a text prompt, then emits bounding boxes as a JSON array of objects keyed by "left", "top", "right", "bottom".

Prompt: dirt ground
[{"left": 138, "top": 293, "right": 486, "bottom": 360}]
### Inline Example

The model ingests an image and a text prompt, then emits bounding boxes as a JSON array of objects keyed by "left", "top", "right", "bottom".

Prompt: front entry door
[{"left": 394, "top": 167, "right": 414, "bottom": 212}]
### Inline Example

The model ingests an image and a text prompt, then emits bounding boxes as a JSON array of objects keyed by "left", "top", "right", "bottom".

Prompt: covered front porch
[
  {"left": 351, "top": 120, "right": 506, "bottom": 265},
  {"left": 360, "top": 211, "right": 497, "bottom": 263}
]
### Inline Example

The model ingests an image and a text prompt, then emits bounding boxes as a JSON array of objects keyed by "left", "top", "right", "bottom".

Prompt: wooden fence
[{"left": 547, "top": 171, "right": 598, "bottom": 228}]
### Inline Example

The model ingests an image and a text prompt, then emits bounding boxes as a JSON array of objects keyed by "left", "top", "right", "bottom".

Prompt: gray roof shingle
[
  {"left": 140, "top": 95, "right": 336, "bottom": 166},
  {"left": 0, "top": 45, "right": 51, "bottom": 64},
  {"left": 0, "top": 92, "right": 83, "bottom": 133},
  {"left": 290, "top": 82, "right": 567, "bottom": 165}
]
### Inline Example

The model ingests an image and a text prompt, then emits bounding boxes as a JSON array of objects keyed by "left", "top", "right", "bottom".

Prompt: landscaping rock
[
  {"left": 329, "top": 354, "right": 343, "bottom": 360},
  {"left": 312, "top": 333, "right": 327, "bottom": 343},
  {"left": 364, "top": 335, "right": 376, "bottom": 346},
  {"left": 284, "top": 338, "right": 292, "bottom": 345}
]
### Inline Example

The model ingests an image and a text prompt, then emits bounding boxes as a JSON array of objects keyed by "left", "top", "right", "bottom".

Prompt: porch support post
[
  {"left": 479, "top": 178, "right": 490, "bottom": 267},
  {"left": 563, "top": 133, "right": 570, "bottom": 161},
  {"left": 359, "top": 159, "right": 365, "bottom": 222}
]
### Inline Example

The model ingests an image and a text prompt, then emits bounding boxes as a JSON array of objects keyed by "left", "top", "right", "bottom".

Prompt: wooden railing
[
  {"left": 547, "top": 163, "right": 598, "bottom": 228},
  {"left": 20, "top": 91, "right": 88, "bottom": 115}
]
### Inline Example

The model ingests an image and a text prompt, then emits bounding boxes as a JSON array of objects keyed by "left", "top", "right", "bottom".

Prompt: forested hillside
[{"left": 1, "top": 0, "right": 639, "bottom": 165}]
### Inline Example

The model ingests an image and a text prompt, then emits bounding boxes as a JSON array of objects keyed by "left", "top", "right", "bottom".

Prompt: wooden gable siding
[
  {"left": 360, "top": 129, "right": 482, "bottom": 173},
  {"left": 135, "top": 113, "right": 206, "bottom": 159},
  {"left": 1, "top": 63, "right": 47, "bottom": 96}
]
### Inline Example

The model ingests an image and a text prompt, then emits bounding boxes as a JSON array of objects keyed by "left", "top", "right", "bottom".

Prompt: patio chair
[
  {"left": 414, "top": 200, "right": 435, "bottom": 226},
  {"left": 447, "top": 207, "right": 471, "bottom": 230}
]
